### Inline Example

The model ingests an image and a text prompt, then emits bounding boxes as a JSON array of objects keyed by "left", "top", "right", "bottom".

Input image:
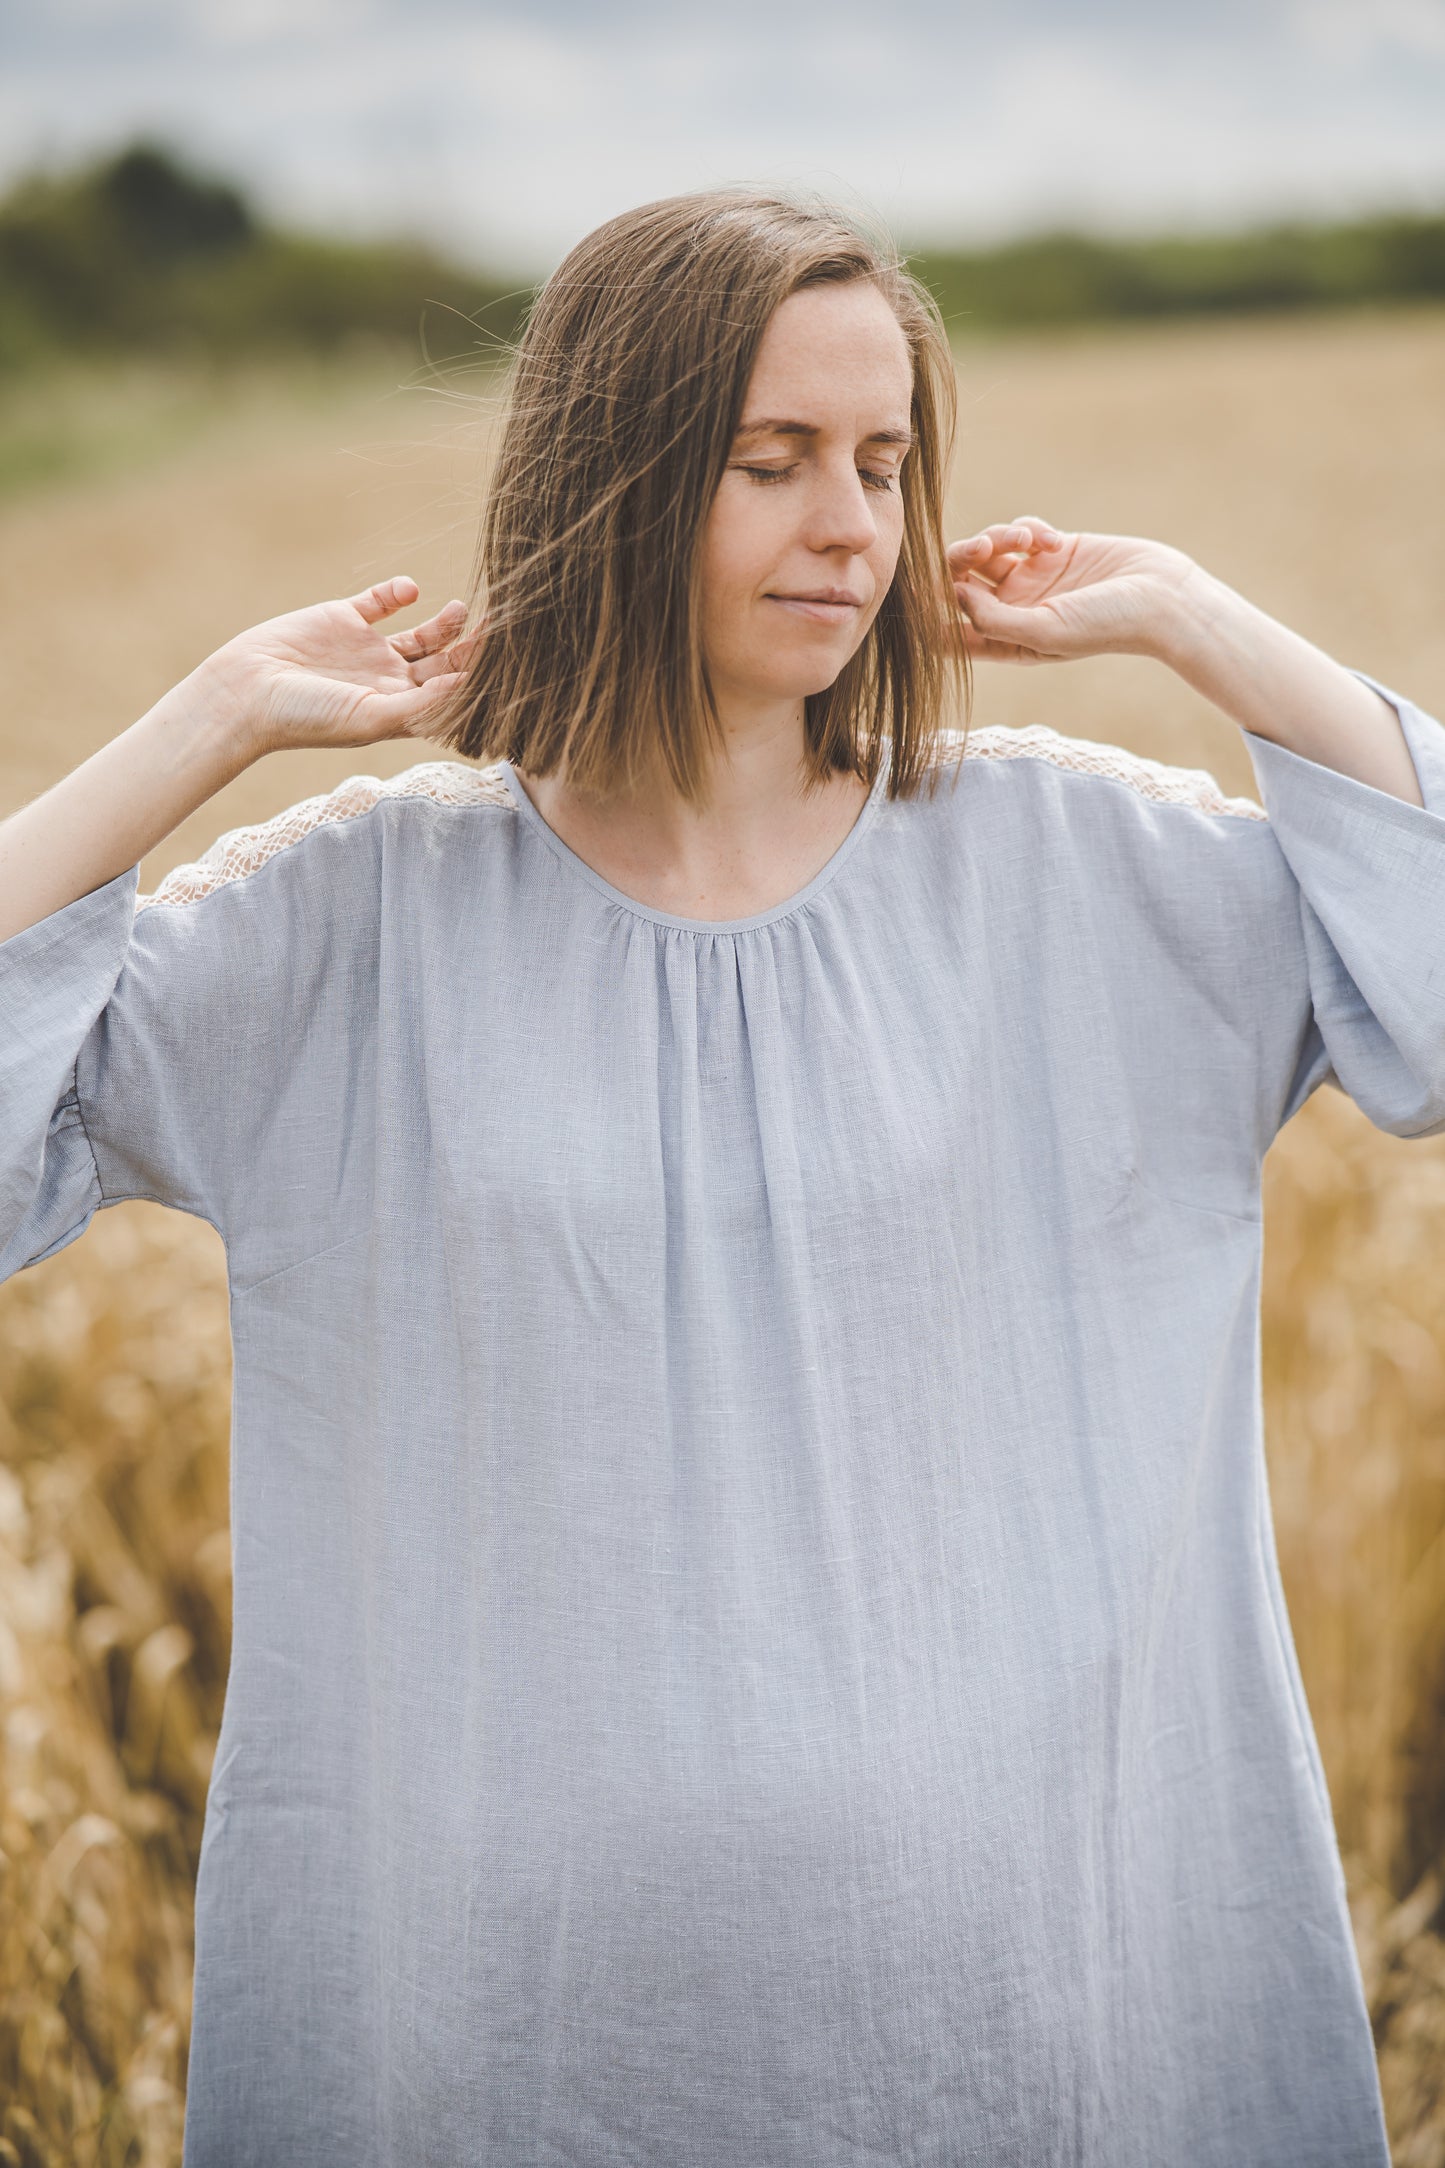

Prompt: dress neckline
[{"left": 497, "top": 748, "right": 892, "bottom": 935}]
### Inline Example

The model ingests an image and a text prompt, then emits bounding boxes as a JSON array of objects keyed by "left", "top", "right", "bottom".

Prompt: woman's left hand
[
  {"left": 945, "top": 515, "right": 1425, "bottom": 805},
  {"left": 945, "top": 519, "right": 1199, "bottom": 666}
]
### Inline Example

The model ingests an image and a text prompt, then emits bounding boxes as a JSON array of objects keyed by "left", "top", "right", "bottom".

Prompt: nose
[{"left": 802, "top": 458, "right": 881, "bottom": 558}]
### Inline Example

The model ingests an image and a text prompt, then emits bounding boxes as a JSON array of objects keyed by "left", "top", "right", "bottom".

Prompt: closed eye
[{"left": 733, "top": 463, "right": 899, "bottom": 492}]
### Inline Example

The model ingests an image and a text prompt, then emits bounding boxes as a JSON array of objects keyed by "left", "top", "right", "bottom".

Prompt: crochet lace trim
[
  {"left": 950, "top": 723, "right": 1267, "bottom": 821},
  {"left": 136, "top": 761, "right": 512, "bottom": 911},
  {"left": 136, "top": 726, "right": 1265, "bottom": 911}
]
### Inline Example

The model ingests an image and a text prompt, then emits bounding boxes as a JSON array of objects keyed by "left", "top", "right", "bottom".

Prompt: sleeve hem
[
  {"left": 0, "top": 862, "right": 141, "bottom": 957},
  {"left": 1240, "top": 675, "right": 1445, "bottom": 842}
]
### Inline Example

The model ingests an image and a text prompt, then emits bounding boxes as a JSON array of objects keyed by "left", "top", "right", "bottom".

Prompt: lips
[
  {"left": 766, "top": 590, "right": 866, "bottom": 623},
  {"left": 774, "top": 588, "right": 864, "bottom": 604}
]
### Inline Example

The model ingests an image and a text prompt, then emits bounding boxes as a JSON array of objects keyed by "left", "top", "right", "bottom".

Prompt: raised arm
[
  {"left": 945, "top": 518, "right": 1425, "bottom": 807},
  {"left": 947, "top": 513, "right": 1445, "bottom": 1147},
  {"left": 0, "top": 577, "right": 473, "bottom": 943}
]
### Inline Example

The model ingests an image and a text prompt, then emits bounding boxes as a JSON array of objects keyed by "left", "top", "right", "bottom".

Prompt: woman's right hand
[
  {"left": 188, "top": 576, "right": 479, "bottom": 758},
  {"left": 0, "top": 576, "right": 485, "bottom": 944}
]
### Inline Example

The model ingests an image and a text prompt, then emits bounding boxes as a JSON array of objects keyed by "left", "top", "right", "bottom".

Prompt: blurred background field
[{"left": 1, "top": 124, "right": 1445, "bottom": 2164}]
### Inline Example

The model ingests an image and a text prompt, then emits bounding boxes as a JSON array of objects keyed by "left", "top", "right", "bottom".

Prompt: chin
[
  {"left": 767, "top": 651, "right": 862, "bottom": 703},
  {"left": 718, "top": 637, "right": 865, "bottom": 710},
  {"left": 798, "top": 661, "right": 856, "bottom": 699},
  {"left": 744, "top": 673, "right": 848, "bottom": 708}
]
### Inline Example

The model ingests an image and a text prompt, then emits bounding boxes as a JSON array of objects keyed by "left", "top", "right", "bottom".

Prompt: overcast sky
[{"left": 6, "top": 0, "right": 1445, "bottom": 273}]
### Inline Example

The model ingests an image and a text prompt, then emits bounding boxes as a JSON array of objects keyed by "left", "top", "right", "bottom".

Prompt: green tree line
[
  {"left": 2, "top": 140, "right": 1444, "bottom": 378},
  {"left": 0, "top": 141, "right": 530, "bottom": 375},
  {"left": 913, "top": 216, "right": 1445, "bottom": 332}
]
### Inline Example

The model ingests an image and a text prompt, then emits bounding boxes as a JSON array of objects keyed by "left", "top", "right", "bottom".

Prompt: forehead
[{"left": 739, "top": 282, "right": 913, "bottom": 426}]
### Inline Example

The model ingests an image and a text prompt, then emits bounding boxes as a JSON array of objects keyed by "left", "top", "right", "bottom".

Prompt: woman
[{"left": 1, "top": 190, "right": 1440, "bottom": 2166}]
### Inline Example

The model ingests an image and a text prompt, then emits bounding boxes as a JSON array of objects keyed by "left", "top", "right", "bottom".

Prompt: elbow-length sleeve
[
  {"left": 0, "top": 864, "right": 143, "bottom": 1277},
  {"left": 0, "top": 785, "right": 387, "bottom": 1289},
  {"left": 1241, "top": 672, "right": 1445, "bottom": 1140}
]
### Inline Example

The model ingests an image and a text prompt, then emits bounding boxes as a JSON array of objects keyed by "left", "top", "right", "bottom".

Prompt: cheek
[
  {"left": 698, "top": 487, "right": 782, "bottom": 631},
  {"left": 851, "top": 504, "right": 905, "bottom": 634},
  {"left": 872, "top": 493, "right": 907, "bottom": 574},
  {"left": 698, "top": 498, "right": 744, "bottom": 601}
]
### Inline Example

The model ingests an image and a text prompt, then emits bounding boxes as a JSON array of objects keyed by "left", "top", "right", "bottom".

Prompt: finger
[
  {"left": 938, "top": 614, "right": 1020, "bottom": 666},
  {"left": 954, "top": 576, "right": 1064, "bottom": 651},
  {"left": 348, "top": 575, "right": 420, "bottom": 626},
  {"left": 955, "top": 575, "right": 1031, "bottom": 624},
  {"left": 948, "top": 523, "right": 1041, "bottom": 559},
  {"left": 938, "top": 594, "right": 1048, "bottom": 664},
  {"left": 1007, "top": 515, "right": 1066, "bottom": 544},
  {"left": 411, "top": 630, "right": 483, "bottom": 684},
  {"left": 391, "top": 598, "right": 468, "bottom": 662},
  {"left": 946, "top": 537, "right": 994, "bottom": 575},
  {"left": 362, "top": 670, "right": 468, "bottom": 740},
  {"left": 400, "top": 669, "right": 469, "bottom": 735},
  {"left": 960, "top": 628, "right": 1053, "bottom": 666},
  {"left": 948, "top": 538, "right": 1023, "bottom": 588},
  {"left": 947, "top": 521, "right": 1064, "bottom": 573}
]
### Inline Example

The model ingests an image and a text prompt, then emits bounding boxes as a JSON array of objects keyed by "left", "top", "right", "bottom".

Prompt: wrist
[
  {"left": 143, "top": 657, "right": 271, "bottom": 776},
  {"left": 1139, "top": 558, "right": 1243, "bottom": 674}
]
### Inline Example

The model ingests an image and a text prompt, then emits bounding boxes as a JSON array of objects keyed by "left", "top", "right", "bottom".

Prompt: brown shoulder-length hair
[{"left": 433, "top": 188, "right": 969, "bottom": 804}]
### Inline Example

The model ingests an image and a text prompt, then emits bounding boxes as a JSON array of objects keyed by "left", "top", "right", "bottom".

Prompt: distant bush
[
  {"left": 914, "top": 214, "right": 1445, "bottom": 333},
  {"left": 0, "top": 141, "right": 530, "bottom": 377},
  {"left": 3, "top": 140, "right": 1443, "bottom": 380}
]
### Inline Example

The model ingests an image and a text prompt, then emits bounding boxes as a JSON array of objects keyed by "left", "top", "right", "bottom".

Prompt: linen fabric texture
[{"left": 4, "top": 670, "right": 1444, "bottom": 2166}]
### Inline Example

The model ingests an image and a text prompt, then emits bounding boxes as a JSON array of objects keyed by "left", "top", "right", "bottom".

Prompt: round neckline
[{"left": 497, "top": 749, "right": 892, "bottom": 935}]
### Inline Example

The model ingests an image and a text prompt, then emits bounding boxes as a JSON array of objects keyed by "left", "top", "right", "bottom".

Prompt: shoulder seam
[
  {"left": 135, "top": 761, "right": 513, "bottom": 911},
  {"left": 934, "top": 723, "right": 1267, "bottom": 822}
]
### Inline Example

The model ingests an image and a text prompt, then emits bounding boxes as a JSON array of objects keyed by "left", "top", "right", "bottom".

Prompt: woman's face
[{"left": 699, "top": 279, "right": 914, "bottom": 721}]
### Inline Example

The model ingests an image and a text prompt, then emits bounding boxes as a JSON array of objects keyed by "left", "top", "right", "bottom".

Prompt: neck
[{"left": 512, "top": 695, "right": 873, "bottom": 922}]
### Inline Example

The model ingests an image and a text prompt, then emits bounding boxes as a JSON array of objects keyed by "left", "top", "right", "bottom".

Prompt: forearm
[
  {"left": 0, "top": 666, "right": 259, "bottom": 944},
  {"left": 1152, "top": 567, "right": 1424, "bottom": 808}
]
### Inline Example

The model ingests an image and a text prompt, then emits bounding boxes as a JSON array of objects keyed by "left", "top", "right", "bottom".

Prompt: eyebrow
[{"left": 734, "top": 418, "right": 915, "bottom": 448}]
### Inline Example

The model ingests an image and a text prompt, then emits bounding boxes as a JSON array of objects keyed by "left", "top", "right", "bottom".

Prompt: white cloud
[
  {"left": 2, "top": 4, "right": 1443, "bottom": 271},
  {"left": 1291, "top": 0, "right": 1445, "bottom": 62}
]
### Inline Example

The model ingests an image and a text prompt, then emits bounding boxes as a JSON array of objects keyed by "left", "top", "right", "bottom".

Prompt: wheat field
[{"left": 1, "top": 310, "right": 1444, "bottom": 2162}]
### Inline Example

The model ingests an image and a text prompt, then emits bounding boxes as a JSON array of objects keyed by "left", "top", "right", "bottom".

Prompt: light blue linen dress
[{"left": 4, "top": 671, "right": 1444, "bottom": 2166}]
